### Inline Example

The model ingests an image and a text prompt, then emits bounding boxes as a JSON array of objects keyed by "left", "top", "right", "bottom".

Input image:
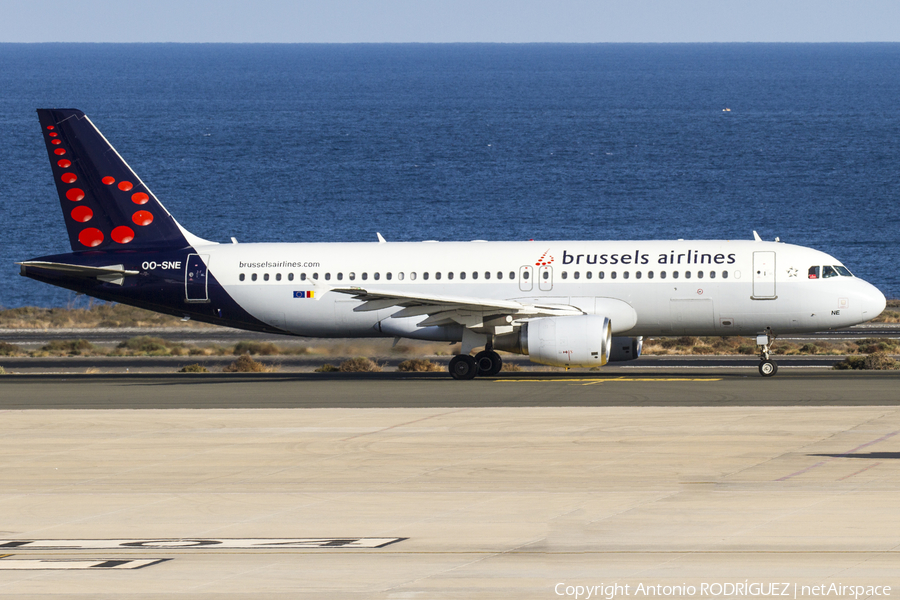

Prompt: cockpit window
[
  {"left": 822, "top": 265, "right": 838, "bottom": 278},
  {"left": 808, "top": 266, "right": 820, "bottom": 279},
  {"left": 835, "top": 265, "right": 853, "bottom": 277}
]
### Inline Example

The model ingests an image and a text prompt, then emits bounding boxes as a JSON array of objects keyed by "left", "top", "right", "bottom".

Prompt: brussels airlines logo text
[{"left": 561, "top": 250, "right": 736, "bottom": 266}]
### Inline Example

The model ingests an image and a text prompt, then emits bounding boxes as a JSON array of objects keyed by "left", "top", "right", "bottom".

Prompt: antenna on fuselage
[
  {"left": 752, "top": 231, "right": 762, "bottom": 242},
  {"left": 376, "top": 232, "right": 386, "bottom": 243}
]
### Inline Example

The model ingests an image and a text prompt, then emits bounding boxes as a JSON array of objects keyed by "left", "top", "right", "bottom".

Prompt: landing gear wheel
[
  {"left": 449, "top": 355, "right": 478, "bottom": 380},
  {"left": 759, "top": 360, "right": 778, "bottom": 377},
  {"left": 474, "top": 350, "right": 503, "bottom": 376}
]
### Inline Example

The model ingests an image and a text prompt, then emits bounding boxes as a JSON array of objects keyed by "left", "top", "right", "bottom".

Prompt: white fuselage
[{"left": 189, "top": 239, "right": 886, "bottom": 340}]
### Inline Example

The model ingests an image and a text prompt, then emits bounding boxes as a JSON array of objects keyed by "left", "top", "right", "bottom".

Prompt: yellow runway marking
[{"left": 497, "top": 377, "right": 721, "bottom": 384}]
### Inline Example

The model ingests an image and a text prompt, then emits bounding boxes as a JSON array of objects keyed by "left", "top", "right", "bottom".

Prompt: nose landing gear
[{"left": 756, "top": 330, "right": 778, "bottom": 377}]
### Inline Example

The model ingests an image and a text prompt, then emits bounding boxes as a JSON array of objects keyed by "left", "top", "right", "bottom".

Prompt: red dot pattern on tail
[
  {"left": 71, "top": 206, "right": 93, "bottom": 223},
  {"left": 132, "top": 210, "right": 153, "bottom": 226},
  {"left": 78, "top": 228, "right": 104, "bottom": 247},
  {"left": 111, "top": 226, "right": 135, "bottom": 244}
]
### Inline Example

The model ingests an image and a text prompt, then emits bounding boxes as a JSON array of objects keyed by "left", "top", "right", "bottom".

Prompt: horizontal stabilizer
[{"left": 18, "top": 261, "right": 139, "bottom": 286}]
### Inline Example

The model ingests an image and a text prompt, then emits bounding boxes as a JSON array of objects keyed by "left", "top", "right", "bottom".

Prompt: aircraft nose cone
[{"left": 862, "top": 283, "right": 886, "bottom": 321}]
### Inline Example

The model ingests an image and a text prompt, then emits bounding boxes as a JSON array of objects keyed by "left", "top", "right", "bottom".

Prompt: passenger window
[
  {"left": 349, "top": 272, "right": 355, "bottom": 281},
  {"left": 386, "top": 272, "right": 392, "bottom": 280},
  {"left": 808, "top": 266, "right": 820, "bottom": 279},
  {"left": 485, "top": 272, "right": 491, "bottom": 280},
  {"left": 561, "top": 271, "right": 567, "bottom": 280},
  {"left": 684, "top": 271, "right": 691, "bottom": 279},
  {"left": 459, "top": 272, "right": 465, "bottom": 280},
  {"left": 337, "top": 273, "right": 343, "bottom": 281},
  {"left": 660, "top": 271, "right": 666, "bottom": 279},
  {"left": 635, "top": 271, "right": 641, "bottom": 279},
  {"left": 324, "top": 273, "right": 330, "bottom": 281},
  {"left": 472, "top": 272, "right": 478, "bottom": 280},
  {"left": 709, "top": 271, "right": 715, "bottom": 279},
  {"left": 239, "top": 273, "right": 245, "bottom": 281},
  {"left": 835, "top": 266, "right": 853, "bottom": 277},
  {"left": 722, "top": 270, "right": 728, "bottom": 279},
  {"left": 673, "top": 271, "right": 679, "bottom": 279},
  {"left": 399, "top": 272, "right": 405, "bottom": 281},
  {"left": 648, "top": 271, "right": 654, "bottom": 279},
  {"left": 599, "top": 272, "right": 605, "bottom": 279},
  {"left": 410, "top": 272, "right": 416, "bottom": 280},
  {"left": 251, "top": 273, "right": 257, "bottom": 281},
  {"left": 313, "top": 273, "right": 319, "bottom": 280},
  {"left": 264, "top": 273, "right": 270, "bottom": 281},
  {"left": 823, "top": 265, "right": 838, "bottom": 278},
  {"left": 696, "top": 271, "right": 703, "bottom": 279},
  {"left": 423, "top": 272, "right": 429, "bottom": 280},
  {"left": 574, "top": 271, "right": 580, "bottom": 280},
  {"left": 508, "top": 271, "right": 515, "bottom": 279},
  {"left": 276, "top": 273, "right": 282, "bottom": 281},
  {"left": 523, "top": 271, "right": 529, "bottom": 280},
  {"left": 611, "top": 272, "right": 617, "bottom": 280},
  {"left": 362, "top": 273, "right": 368, "bottom": 281},
  {"left": 586, "top": 271, "right": 592, "bottom": 279},
  {"left": 374, "top": 273, "right": 381, "bottom": 281},
  {"left": 288, "top": 273, "right": 294, "bottom": 281},
  {"left": 435, "top": 272, "right": 441, "bottom": 280},
  {"left": 623, "top": 271, "right": 629, "bottom": 279},
  {"left": 448, "top": 272, "right": 454, "bottom": 280},
  {"left": 300, "top": 273, "right": 307, "bottom": 281}
]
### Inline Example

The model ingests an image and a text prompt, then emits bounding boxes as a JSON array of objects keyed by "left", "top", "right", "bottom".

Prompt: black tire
[
  {"left": 474, "top": 350, "right": 503, "bottom": 376},
  {"left": 759, "top": 360, "right": 778, "bottom": 377},
  {"left": 449, "top": 355, "right": 478, "bottom": 380}
]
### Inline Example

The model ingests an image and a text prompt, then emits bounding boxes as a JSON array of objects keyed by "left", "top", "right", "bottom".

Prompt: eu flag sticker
[{"left": 293, "top": 291, "right": 314, "bottom": 299}]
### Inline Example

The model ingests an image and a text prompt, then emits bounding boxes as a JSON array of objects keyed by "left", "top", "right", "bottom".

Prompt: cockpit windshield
[{"left": 809, "top": 265, "right": 853, "bottom": 279}]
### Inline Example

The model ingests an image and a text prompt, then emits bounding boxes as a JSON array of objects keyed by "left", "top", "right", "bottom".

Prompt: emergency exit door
[{"left": 752, "top": 251, "right": 776, "bottom": 299}]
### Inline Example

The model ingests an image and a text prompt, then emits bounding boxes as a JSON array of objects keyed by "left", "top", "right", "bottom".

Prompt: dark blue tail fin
[{"left": 38, "top": 109, "right": 196, "bottom": 252}]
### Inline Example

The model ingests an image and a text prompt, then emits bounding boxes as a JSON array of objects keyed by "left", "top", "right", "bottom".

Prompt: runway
[{"left": 1, "top": 372, "right": 899, "bottom": 598}]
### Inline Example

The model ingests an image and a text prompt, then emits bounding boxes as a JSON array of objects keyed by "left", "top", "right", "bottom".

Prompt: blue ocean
[{"left": 1, "top": 43, "right": 898, "bottom": 308}]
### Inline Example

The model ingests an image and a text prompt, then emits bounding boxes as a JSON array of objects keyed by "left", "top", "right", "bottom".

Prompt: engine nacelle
[
  {"left": 494, "top": 315, "right": 612, "bottom": 368},
  {"left": 608, "top": 336, "right": 643, "bottom": 362}
]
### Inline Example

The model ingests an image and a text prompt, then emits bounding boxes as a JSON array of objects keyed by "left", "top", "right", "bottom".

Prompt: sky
[{"left": 1, "top": 0, "right": 899, "bottom": 43}]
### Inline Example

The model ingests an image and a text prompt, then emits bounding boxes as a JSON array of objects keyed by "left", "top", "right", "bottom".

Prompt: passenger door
[{"left": 752, "top": 251, "right": 776, "bottom": 299}]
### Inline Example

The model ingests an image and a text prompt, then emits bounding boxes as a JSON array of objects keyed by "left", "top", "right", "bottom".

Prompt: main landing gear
[
  {"left": 448, "top": 347, "right": 503, "bottom": 380},
  {"left": 756, "top": 330, "right": 778, "bottom": 377}
]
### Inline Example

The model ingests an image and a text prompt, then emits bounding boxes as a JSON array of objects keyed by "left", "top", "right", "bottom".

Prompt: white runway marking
[
  {"left": 0, "top": 538, "right": 406, "bottom": 550},
  {"left": 0, "top": 556, "right": 168, "bottom": 570}
]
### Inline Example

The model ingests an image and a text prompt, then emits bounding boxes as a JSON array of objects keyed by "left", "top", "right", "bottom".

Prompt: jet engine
[
  {"left": 494, "top": 315, "right": 612, "bottom": 368},
  {"left": 608, "top": 336, "right": 643, "bottom": 362}
]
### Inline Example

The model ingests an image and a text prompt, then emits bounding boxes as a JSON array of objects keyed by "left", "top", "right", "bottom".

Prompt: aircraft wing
[{"left": 330, "top": 286, "right": 582, "bottom": 328}]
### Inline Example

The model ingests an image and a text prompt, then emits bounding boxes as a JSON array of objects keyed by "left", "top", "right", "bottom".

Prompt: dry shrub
[
  {"left": 834, "top": 352, "right": 899, "bottom": 370},
  {"left": 179, "top": 363, "right": 210, "bottom": 373},
  {"left": 223, "top": 354, "right": 272, "bottom": 373},
  {"left": 314, "top": 363, "right": 339, "bottom": 372},
  {"left": 233, "top": 341, "right": 281, "bottom": 356},
  {"left": 0, "top": 366, "right": 6, "bottom": 375},
  {"left": 339, "top": 357, "right": 381, "bottom": 372},
  {"left": 502, "top": 362, "right": 523, "bottom": 372},
  {"left": 0, "top": 342, "right": 20, "bottom": 356},
  {"left": 116, "top": 336, "right": 184, "bottom": 356},
  {"left": 855, "top": 338, "right": 900, "bottom": 354},
  {"left": 41, "top": 339, "right": 94, "bottom": 355},
  {"left": 397, "top": 359, "right": 443, "bottom": 372},
  {"left": 864, "top": 352, "right": 900, "bottom": 370}
]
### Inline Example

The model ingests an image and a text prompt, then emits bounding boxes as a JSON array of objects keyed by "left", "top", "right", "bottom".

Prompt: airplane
[{"left": 19, "top": 109, "right": 887, "bottom": 379}]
